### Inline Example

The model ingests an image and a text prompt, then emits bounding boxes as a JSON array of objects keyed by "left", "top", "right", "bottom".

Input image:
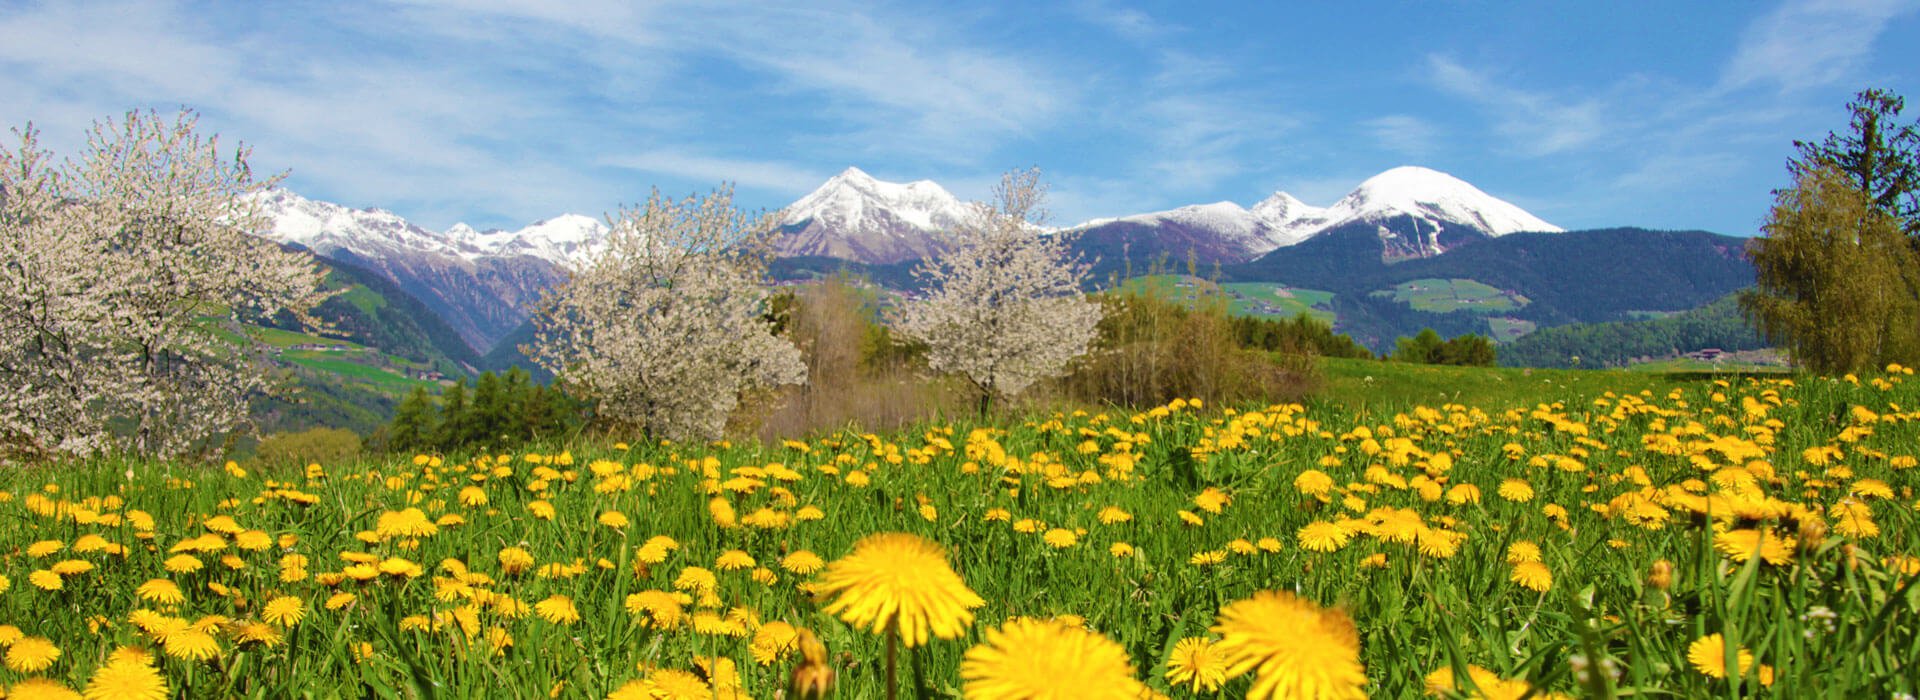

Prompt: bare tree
[
  {"left": 528, "top": 185, "right": 805, "bottom": 440},
  {"left": 894, "top": 168, "right": 1103, "bottom": 415},
  {"left": 0, "top": 110, "right": 330, "bottom": 461}
]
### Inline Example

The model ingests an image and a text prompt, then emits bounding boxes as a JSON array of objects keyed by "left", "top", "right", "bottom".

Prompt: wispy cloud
[
  {"left": 1721, "top": 0, "right": 1920, "bottom": 91},
  {"left": 600, "top": 151, "right": 829, "bottom": 196},
  {"left": 1426, "top": 55, "right": 1607, "bottom": 157},
  {"left": 1362, "top": 115, "right": 1439, "bottom": 157}
]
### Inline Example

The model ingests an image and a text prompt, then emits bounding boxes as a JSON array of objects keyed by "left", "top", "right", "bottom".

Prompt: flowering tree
[
  {"left": 895, "top": 168, "right": 1103, "bottom": 414},
  {"left": 0, "top": 110, "right": 330, "bottom": 460},
  {"left": 529, "top": 185, "right": 805, "bottom": 440}
]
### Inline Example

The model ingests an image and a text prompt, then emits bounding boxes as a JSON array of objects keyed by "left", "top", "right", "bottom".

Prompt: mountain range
[{"left": 252, "top": 166, "right": 1751, "bottom": 361}]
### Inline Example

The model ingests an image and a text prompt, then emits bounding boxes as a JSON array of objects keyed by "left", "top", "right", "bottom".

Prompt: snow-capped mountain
[
  {"left": 1257, "top": 166, "right": 1560, "bottom": 260},
  {"left": 259, "top": 190, "right": 608, "bottom": 267},
  {"left": 1070, "top": 165, "right": 1559, "bottom": 267},
  {"left": 773, "top": 167, "right": 973, "bottom": 264},
  {"left": 255, "top": 190, "right": 607, "bottom": 352}
]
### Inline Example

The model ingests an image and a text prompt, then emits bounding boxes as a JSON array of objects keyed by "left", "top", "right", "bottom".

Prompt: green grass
[
  {"left": 1312, "top": 356, "right": 1766, "bottom": 413},
  {"left": 5, "top": 367, "right": 1918, "bottom": 698},
  {"left": 1626, "top": 357, "right": 1791, "bottom": 374},
  {"left": 1487, "top": 317, "right": 1537, "bottom": 342},
  {"left": 284, "top": 354, "right": 435, "bottom": 392},
  {"left": 1218, "top": 282, "right": 1336, "bottom": 322},
  {"left": 1372, "top": 278, "right": 1527, "bottom": 313}
]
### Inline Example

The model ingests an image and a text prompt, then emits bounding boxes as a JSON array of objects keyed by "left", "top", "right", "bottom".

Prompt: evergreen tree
[
  {"left": 436, "top": 380, "right": 469, "bottom": 451},
  {"left": 471, "top": 371, "right": 507, "bottom": 447},
  {"left": 1742, "top": 165, "right": 1920, "bottom": 374},
  {"left": 503, "top": 367, "right": 533, "bottom": 442},
  {"left": 1789, "top": 88, "right": 1920, "bottom": 237},
  {"left": 389, "top": 386, "right": 439, "bottom": 454}
]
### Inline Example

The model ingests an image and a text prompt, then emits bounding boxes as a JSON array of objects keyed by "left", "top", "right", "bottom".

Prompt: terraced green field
[{"left": 1373, "top": 278, "right": 1527, "bottom": 313}]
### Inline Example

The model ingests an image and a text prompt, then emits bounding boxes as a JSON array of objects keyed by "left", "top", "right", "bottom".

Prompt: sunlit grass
[{"left": 2, "top": 368, "right": 1917, "bottom": 698}]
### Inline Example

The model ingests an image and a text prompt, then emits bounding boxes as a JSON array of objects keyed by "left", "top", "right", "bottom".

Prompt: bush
[{"left": 1061, "top": 288, "right": 1319, "bottom": 407}]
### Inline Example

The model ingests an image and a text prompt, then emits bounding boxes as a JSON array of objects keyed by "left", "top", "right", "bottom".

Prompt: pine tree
[
  {"left": 1789, "top": 88, "right": 1920, "bottom": 237},
  {"left": 471, "top": 371, "right": 507, "bottom": 447},
  {"left": 437, "top": 380, "right": 470, "bottom": 451},
  {"left": 388, "top": 386, "right": 439, "bottom": 454},
  {"left": 1741, "top": 165, "right": 1920, "bottom": 373}
]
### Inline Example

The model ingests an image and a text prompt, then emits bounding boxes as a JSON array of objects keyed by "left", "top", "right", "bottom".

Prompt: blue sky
[{"left": 2, "top": 1, "right": 1916, "bottom": 236}]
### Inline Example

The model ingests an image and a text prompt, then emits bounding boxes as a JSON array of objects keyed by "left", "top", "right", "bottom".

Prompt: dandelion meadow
[{"left": 3, "top": 370, "right": 1919, "bottom": 698}]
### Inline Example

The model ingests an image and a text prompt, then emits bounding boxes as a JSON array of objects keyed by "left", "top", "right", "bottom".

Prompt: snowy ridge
[
  {"left": 772, "top": 167, "right": 973, "bottom": 263},
  {"left": 1071, "top": 165, "right": 1558, "bottom": 258},
  {"left": 254, "top": 190, "right": 608, "bottom": 266}
]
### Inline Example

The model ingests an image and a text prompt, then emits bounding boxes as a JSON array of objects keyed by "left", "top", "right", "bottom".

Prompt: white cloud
[
  {"left": 1362, "top": 115, "right": 1439, "bottom": 157},
  {"left": 1722, "top": 0, "right": 1920, "bottom": 91},
  {"left": 1427, "top": 55, "right": 1607, "bottom": 157},
  {"left": 601, "top": 151, "right": 829, "bottom": 195}
]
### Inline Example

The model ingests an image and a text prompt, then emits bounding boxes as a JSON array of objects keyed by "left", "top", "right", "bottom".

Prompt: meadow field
[{"left": 2, "top": 363, "right": 1917, "bottom": 698}]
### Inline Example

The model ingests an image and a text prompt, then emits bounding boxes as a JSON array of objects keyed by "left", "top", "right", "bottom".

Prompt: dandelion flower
[
  {"left": 816, "top": 532, "right": 984, "bottom": 647},
  {"left": 961, "top": 617, "right": 1145, "bottom": 700},
  {"left": 162, "top": 555, "right": 203, "bottom": 574},
  {"left": 29, "top": 570, "right": 62, "bottom": 591},
  {"left": 162, "top": 629, "right": 220, "bottom": 662},
  {"left": 135, "top": 579, "right": 184, "bottom": 605},
  {"left": 6, "top": 636, "right": 60, "bottom": 672},
  {"left": 1109, "top": 542, "right": 1135, "bottom": 558},
  {"left": 1505, "top": 541, "right": 1542, "bottom": 564},
  {"left": 781, "top": 551, "right": 824, "bottom": 575},
  {"left": 84, "top": 657, "right": 167, "bottom": 700},
  {"left": 1165, "top": 637, "right": 1229, "bottom": 693},
  {"left": 598, "top": 511, "right": 630, "bottom": 529},
  {"left": 535, "top": 595, "right": 581, "bottom": 625},
  {"left": 715, "top": 550, "right": 756, "bottom": 571},
  {"left": 9, "top": 678, "right": 81, "bottom": 700},
  {"left": 1510, "top": 561, "right": 1553, "bottom": 593},
  {"left": 1195, "top": 487, "right": 1231, "bottom": 514},
  {"left": 1042, "top": 528, "right": 1078, "bottom": 549},
  {"left": 1713, "top": 529, "right": 1794, "bottom": 565},
  {"left": 1294, "top": 470, "right": 1335, "bottom": 497},
  {"left": 262, "top": 596, "right": 305, "bottom": 627},
  {"left": 1297, "top": 521, "right": 1351, "bottom": 553},
  {"left": 498, "top": 547, "right": 535, "bottom": 575},
  {"left": 1687, "top": 633, "right": 1753, "bottom": 679},
  {"left": 750, "top": 621, "right": 800, "bottom": 665},
  {"left": 646, "top": 669, "right": 713, "bottom": 700},
  {"left": 1211, "top": 591, "right": 1366, "bottom": 700}
]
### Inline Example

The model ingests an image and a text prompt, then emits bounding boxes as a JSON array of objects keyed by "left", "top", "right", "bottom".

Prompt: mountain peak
[
  {"left": 1331, "top": 165, "right": 1560, "bottom": 237},
  {"left": 775, "top": 167, "right": 972, "bottom": 263}
]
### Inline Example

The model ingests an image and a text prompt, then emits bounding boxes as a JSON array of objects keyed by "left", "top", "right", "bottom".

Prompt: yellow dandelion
[
  {"left": 6, "top": 636, "right": 60, "bottom": 672},
  {"left": 162, "top": 555, "right": 203, "bottom": 574},
  {"left": 781, "top": 551, "right": 825, "bottom": 575},
  {"left": 645, "top": 669, "right": 712, "bottom": 700},
  {"left": 49, "top": 560, "right": 93, "bottom": 576},
  {"left": 498, "top": 547, "right": 535, "bottom": 575},
  {"left": 325, "top": 592, "right": 357, "bottom": 610},
  {"left": 262, "top": 596, "right": 305, "bottom": 627},
  {"left": 135, "top": 579, "right": 184, "bottom": 605},
  {"left": 1165, "top": 636, "right": 1229, "bottom": 693},
  {"left": 1097, "top": 506, "right": 1133, "bottom": 524},
  {"left": 1713, "top": 529, "right": 1795, "bottom": 565},
  {"left": 1211, "top": 591, "right": 1366, "bottom": 700},
  {"left": 1294, "top": 469, "right": 1335, "bottom": 497},
  {"left": 816, "top": 532, "right": 984, "bottom": 647},
  {"left": 1109, "top": 542, "right": 1135, "bottom": 558},
  {"left": 535, "top": 595, "right": 581, "bottom": 625},
  {"left": 750, "top": 621, "right": 800, "bottom": 665},
  {"left": 1505, "top": 541, "right": 1542, "bottom": 564},
  {"left": 1297, "top": 521, "right": 1351, "bottom": 552},
  {"left": 625, "top": 590, "right": 684, "bottom": 628},
  {"left": 162, "top": 629, "right": 220, "bottom": 662},
  {"left": 961, "top": 617, "right": 1145, "bottom": 700},
  {"left": 29, "top": 570, "right": 62, "bottom": 591},
  {"left": 1510, "top": 561, "right": 1553, "bottom": 593},
  {"left": 1189, "top": 550, "right": 1227, "bottom": 566},
  {"left": 1498, "top": 479, "right": 1535, "bottom": 502},
  {"left": 1043, "top": 528, "right": 1078, "bottom": 549},
  {"left": 1687, "top": 633, "right": 1754, "bottom": 680},
  {"left": 9, "top": 678, "right": 81, "bottom": 700},
  {"left": 1194, "top": 487, "right": 1231, "bottom": 514},
  {"left": 598, "top": 511, "right": 630, "bottom": 529},
  {"left": 715, "top": 550, "right": 756, "bottom": 571},
  {"left": 84, "top": 655, "right": 167, "bottom": 698}
]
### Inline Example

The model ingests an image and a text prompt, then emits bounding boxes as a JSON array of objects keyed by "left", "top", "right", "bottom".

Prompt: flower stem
[{"left": 885, "top": 625, "right": 899, "bottom": 700}]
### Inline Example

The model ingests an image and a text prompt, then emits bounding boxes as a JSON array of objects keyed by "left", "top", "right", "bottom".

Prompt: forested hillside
[{"left": 1499, "top": 293, "right": 1766, "bottom": 368}]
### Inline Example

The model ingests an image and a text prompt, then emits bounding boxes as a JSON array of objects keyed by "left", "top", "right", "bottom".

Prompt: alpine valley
[{"left": 245, "top": 165, "right": 1757, "bottom": 417}]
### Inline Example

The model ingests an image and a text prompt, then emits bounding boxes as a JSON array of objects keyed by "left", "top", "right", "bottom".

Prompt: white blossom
[
  {"left": 893, "top": 168, "right": 1103, "bottom": 412},
  {"left": 528, "top": 185, "right": 805, "bottom": 440},
  {"left": 0, "top": 110, "right": 329, "bottom": 460}
]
